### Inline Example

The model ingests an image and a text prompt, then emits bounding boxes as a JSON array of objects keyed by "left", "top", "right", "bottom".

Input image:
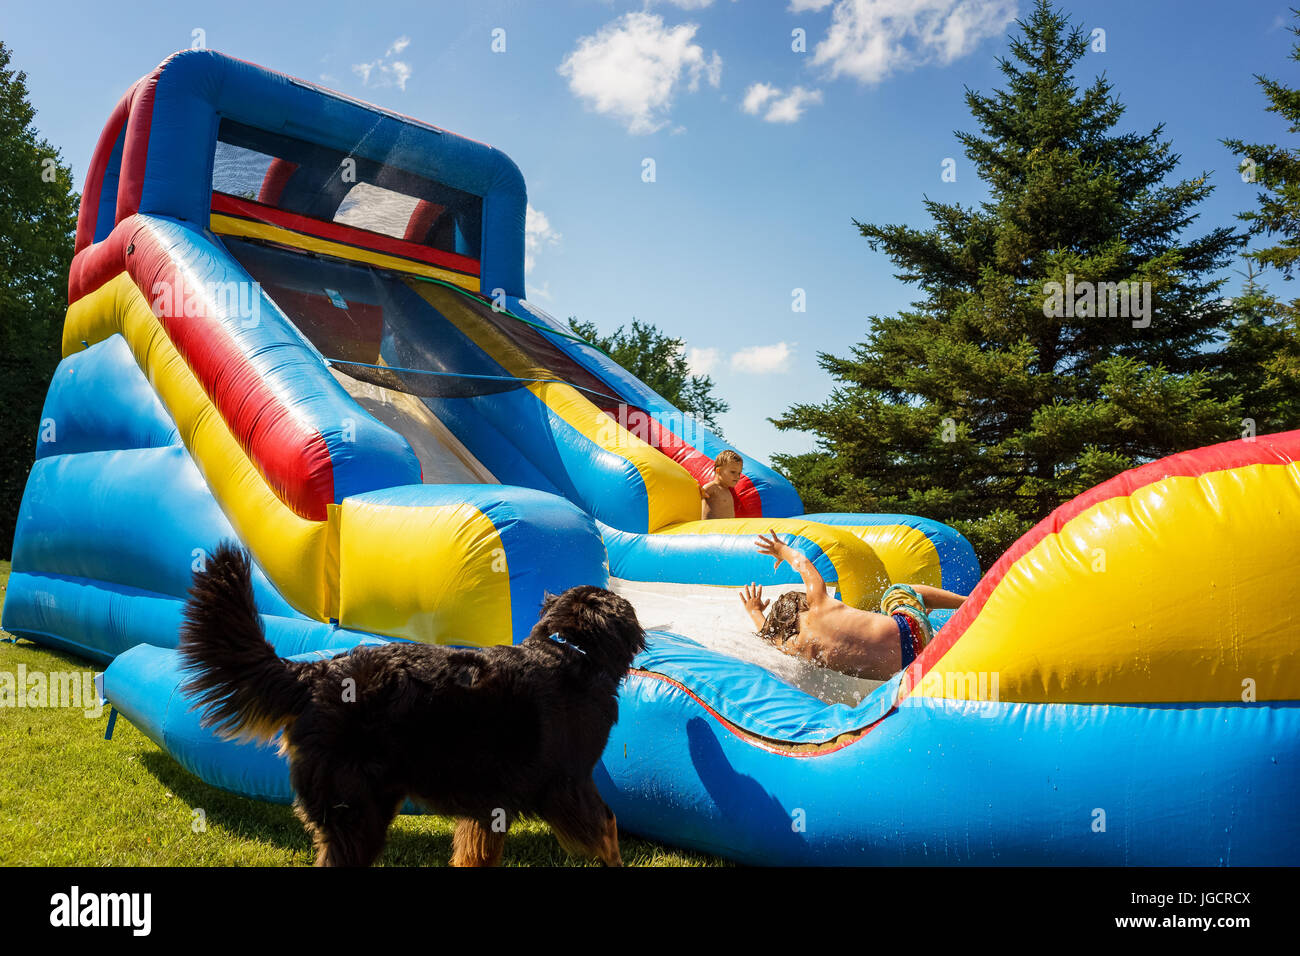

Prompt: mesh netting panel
[
  {"left": 223, "top": 236, "right": 624, "bottom": 405},
  {"left": 213, "top": 118, "right": 483, "bottom": 257}
]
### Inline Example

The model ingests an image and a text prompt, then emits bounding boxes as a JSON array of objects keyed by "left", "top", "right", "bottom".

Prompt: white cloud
[
  {"left": 812, "top": 0, "right": 1016, "bottom": 85},
  {"left": 353, "top": 36, "right": 414, "bottom": 91},
  {"left": 731, "top": 342, "right": 794, "bottom": 374},
  {"left": 525, "top": 203, "right": 562, "bottom": 272},
  {"left": 742, "top": 83, "right": 823, "bottom": 122},
  {"left": 766, "top": 87, "right": 823, "bottom": 122},
  {"left": 686, "top": 347, "right": 720, "bottom": 376},
  {"left": 558, "top": 12, "right": 723, "bottom": 134},
  {"left": 789, "top": 0, "right": 835, "bottom": 10},
  {"left": 742, "top": 82, "right": 779, "bottom": 115}
]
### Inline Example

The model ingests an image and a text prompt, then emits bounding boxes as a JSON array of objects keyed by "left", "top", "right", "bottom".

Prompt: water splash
[{"left": 612, "top": 578, "right": 882, "bottom": 707}]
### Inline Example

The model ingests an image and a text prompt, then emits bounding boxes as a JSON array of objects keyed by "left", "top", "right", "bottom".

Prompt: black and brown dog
[{"left": 177, "top": 541, "right": 645, "bottom": 867}]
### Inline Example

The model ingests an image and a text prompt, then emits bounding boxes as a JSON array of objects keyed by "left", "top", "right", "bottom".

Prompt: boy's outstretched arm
[
  {"left": 755, "top": 531, "right": 829, "bottom": 605},
  {"left": 739, "top": 583, "right": 769, "bottom": 632},
  {"left": 910, "top": 584, "right": 968, "bottom": 610}
]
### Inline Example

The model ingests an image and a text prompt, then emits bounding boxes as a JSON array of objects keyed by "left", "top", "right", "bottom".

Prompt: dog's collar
[{"left": 546, "top": 632, "right": 586, "bottom": 655}]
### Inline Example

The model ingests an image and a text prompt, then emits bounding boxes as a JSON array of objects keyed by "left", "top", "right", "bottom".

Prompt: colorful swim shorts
[{"left": 881, "top": 584, "right": 933, "bottom": 668}]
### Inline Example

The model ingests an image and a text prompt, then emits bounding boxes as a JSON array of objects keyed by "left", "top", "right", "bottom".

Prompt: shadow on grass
[
  {"left": 1, "top": 637, "right": 106, "bottom": 672},
  {"left": 139, "top": 751, "right": 307, "bottom": 852},
  {"left": 137, "top": 751, "right": 622, "bottom": 866},
  {"left": 0, "top": 637, "right": 719, "bottom": 866}
]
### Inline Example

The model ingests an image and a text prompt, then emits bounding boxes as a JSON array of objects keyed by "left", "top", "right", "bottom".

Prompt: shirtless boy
[
  {"left": 739, "top": 531, "right": 967, "bottom": 680},
  {"left": 700, "top": 450, "right": 743, "bottom": 519}
]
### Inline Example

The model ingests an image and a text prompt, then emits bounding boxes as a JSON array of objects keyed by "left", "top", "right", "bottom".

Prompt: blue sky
[{"left": 3, "top": 0, "right": 1292, "bottom": 464}]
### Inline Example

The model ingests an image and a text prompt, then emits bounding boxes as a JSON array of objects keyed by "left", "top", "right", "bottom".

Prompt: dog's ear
[
  {"left": 614, "top": 596, "right": 648, "bottom": 660},
  {"left": 570, "top": 590, "right": 646, "bottom": 677},
  {"left": 525, "top": 591, "right": 565, "bottom": 644}
]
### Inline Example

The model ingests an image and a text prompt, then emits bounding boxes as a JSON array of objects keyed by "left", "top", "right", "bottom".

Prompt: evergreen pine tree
[
  {"left": 1221, "top": 10, "right": 1300, "bottom": 433},
  {"left": 1220, "top": 263, "right": 1300, "bottom": 432},
  {"left": 772, "top": 0, "right": 1242, "bottom": 566},
  {"left": 1224, "top": 11, "right": 1300, "bottom": 279}
]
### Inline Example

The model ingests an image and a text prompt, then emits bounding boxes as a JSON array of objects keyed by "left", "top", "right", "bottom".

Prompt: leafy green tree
[
  {"left": 771, "top": 1, "right": 1243, "bottom": 567},
  {"left": 569, "top": 317, "right": 729, "bottom": 431},
  {"left": 0, "top": 41, "right": 79, "bottom": 558}
]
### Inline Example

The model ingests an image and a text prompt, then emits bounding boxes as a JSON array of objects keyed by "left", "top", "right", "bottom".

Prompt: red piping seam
[
  {"left": 898, "top": 430, "right": 1300, "bottom": 701},
  {"left": 627, "top": 667, "right": 891, "bottom": 757}
]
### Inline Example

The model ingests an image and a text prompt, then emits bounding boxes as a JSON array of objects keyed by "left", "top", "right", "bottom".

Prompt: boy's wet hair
[
  {"left": 759, "top": 591, "right": 808, "bottom": 646},
  {"left": 715, "top": 449, "right": 743, "bottom": 469}
]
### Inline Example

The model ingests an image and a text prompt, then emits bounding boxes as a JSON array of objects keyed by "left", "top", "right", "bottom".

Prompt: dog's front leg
[
  {"left": 596, "top": 809, "right": 623, "bottom": 868},
  {"left": 543, "top": 785, "right": 624, "bottom": 867}
]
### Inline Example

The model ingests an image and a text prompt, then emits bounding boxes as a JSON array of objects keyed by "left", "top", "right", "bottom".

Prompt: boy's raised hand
[
  {"left": 755, "top": 530, "right": 786, "bottom": 570},
  {"left": 739, "top": 583, "right": 769, "bottom": 614}
]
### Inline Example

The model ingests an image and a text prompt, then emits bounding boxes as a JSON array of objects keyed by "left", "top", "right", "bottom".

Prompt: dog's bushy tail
[{"left": 178, "top": 541, "right": 311, "bottom": 743}]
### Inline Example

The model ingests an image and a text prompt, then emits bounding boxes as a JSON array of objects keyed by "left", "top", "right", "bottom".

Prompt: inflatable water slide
[{"left": 6, "top": 51, "right": 1298, "bottom": 865}]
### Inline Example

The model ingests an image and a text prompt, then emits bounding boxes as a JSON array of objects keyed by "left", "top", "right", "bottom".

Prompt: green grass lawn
[{"left": 0, "top": 559, "right": 726, "bottom": 866}]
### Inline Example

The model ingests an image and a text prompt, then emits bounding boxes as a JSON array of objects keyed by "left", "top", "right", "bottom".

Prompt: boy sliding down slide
[{"left": 740, "top": 531, "right": 968, "bottom": 681}]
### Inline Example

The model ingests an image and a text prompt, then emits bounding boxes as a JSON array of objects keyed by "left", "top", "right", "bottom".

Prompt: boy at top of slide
[
  {"left": 739, "top": 531, "right": 968, "bottom": 681},
  {"left": 700, "top": 450, "right": 743, "bottom": 519}
]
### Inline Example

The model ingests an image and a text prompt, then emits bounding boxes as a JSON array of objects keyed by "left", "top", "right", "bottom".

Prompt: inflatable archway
[{"left": 5, "top": 50, "right": 1296, "bottom": 864}]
